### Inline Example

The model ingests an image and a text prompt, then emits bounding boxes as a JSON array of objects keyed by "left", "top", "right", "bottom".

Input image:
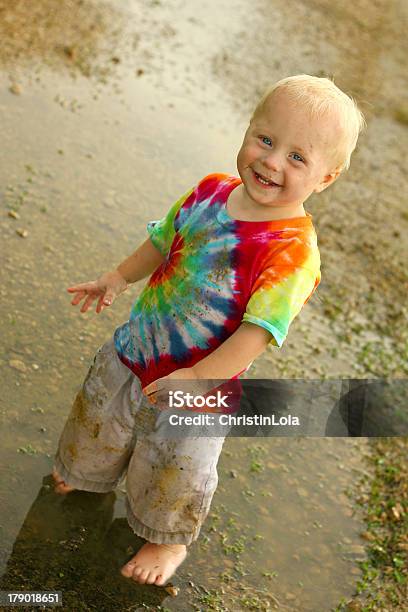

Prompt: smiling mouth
[{"left": 252, "top": 169, "right": 281, "bottom": 187}]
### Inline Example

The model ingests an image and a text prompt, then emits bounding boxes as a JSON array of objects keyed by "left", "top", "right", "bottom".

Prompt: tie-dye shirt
[{"left": 114, "top": 173, "right": 321, "bottom": 387}]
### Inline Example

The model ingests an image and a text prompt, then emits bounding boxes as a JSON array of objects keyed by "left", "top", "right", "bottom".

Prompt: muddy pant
[{"left": 54, "top": 339, "right": 225, "bottom": 545}]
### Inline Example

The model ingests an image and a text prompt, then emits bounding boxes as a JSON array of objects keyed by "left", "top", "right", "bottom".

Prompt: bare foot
[
  {"left": 121, "top": 542, "right": 187, "bottom": 586},
  {"left": 52, "top": 468, "right": 76, "bottom": 495}
]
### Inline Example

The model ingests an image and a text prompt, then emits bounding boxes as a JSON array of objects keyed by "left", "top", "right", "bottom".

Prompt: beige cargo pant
[{"left": 54, "top": 338, "right": 225, "bottom": 545}]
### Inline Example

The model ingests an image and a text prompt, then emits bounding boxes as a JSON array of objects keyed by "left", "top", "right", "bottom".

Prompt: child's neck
[{"left": 227, "top": 185, "right": 306, "bottom": 222}]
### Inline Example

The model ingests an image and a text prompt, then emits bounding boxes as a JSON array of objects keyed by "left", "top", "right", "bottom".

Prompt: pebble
[
  {"left": 164, "top": 585, "right": 179, "bottom": 597},
  {"left": 285, "top": 592, "right": 296, "bottom": 601},
  {"left": 9, "top": 83, "right": 22, "bottom": 95},
  {"left": 63, "top": 46, "right": 76, "bottom": 60},
  {"left": 32, "top": 363, "right": 40, "bottom": 370},
  {"left": 8, "top": 210, "right": 20, "bottom": 219},
  {"left": 345, "top": 601, "right": 363, "bottom": 611},
  {"left": 9, "top": 359, "right": 27, "bottom": 373},
  {"left": 296, "top": 487, "right": 309, "bottom": 498},
  {"left": 103, "top": 197, "right": 115, "bottom": 208},
  {"left": 16, "top": 228, "right": 28, "bottom": 238}
]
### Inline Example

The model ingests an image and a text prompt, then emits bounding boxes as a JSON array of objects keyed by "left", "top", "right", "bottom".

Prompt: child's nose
[{"left": 262, "top": 151, "right": 281, "bottom": 171}]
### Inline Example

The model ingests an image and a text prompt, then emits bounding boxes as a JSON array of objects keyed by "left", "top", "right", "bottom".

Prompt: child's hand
[
  {"left": 142, "top": 368, "right": 198, "bottom": 407},
  {"left": 67, "top": 270, "right": 128, "bottom": 313},
  {"left": 143, "top": 368, "right": 222, "bottom": 409}
]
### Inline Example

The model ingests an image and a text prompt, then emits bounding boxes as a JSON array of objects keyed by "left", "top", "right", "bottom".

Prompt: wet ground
[{"left": 0, "top": 0, "right": 407, "bottom": 610}]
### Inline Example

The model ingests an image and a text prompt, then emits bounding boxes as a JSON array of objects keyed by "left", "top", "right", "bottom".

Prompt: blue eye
[
  {"left": 291, "top": 153, "right": 304, "bottom": 163},
  {"left": 261, "top": 136, "right": 272, "bottom": 146}
]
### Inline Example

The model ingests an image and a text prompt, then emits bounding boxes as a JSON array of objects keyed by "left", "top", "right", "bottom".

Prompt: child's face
[{"left": 236, "top": 92, "right": 341, "bottom": 214}]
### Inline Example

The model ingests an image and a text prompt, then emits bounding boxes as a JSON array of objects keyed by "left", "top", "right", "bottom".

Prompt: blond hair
[{"left": 251, "top": 74, "right": 366, "bottom": 172}]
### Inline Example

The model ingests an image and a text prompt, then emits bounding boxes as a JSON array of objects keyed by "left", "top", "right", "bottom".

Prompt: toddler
[{"left": 53, "top": 74, "right": 365, "bottom": 586}]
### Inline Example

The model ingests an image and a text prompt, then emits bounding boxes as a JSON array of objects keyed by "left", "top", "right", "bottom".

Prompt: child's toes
[
  {"left": 137, "top": 569, "right": 150, "bottom": 584},
  {"left": 155, "top": 573, "right": 166, "bottom": 587},
  {"left": 52, "top": 468, "right": 63, "bottom": 485},
  {"left": 146, "top": 571, "right": 157, "bottom": 585},
  {"left": 56, "top": 483, "right": 73, "bottom": 494},
  {"left": 52, "top": 469, "right": 75, "bottom": 494},
  {"left": 55, "top": 482, "right": 75, "bottom": 494},
  {"left": 121, "top": 562, "right": 136, "bottom": 578}
]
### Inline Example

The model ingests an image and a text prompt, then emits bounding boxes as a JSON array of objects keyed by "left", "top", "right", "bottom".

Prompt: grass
[{"left": 333, "top": 438, "right": 408, "bottom": 611}]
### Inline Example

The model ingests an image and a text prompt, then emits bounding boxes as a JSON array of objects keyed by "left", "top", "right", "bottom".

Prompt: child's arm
[
  {"left": 143, "top": 322, "right": 271, "bottom": 396},
  {"left": 192, "top": 322, "right": 271, "bottom": 379},
  {"left": 68, "top": 237, "right": 165, "bottom": 313},
  {"left": 116, "top": 237, "right": 166, "bottom": 284}
]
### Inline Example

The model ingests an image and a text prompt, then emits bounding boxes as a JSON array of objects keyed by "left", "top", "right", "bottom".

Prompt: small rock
[
  {"left": 8, "top": 210, "right": 20, "bottom": 219},
  {"left": 296, "top": 487, "right": 309, "bottom": 498},
  {"left": 230, "top": 469, "right": 237, "bottom": 478},
  {"left": 103, "top": 196, "right": 115, "bottom": 208},
  {"left": 10, "top": 83, "right": 22, "bottom": 95},
  {"left": 63, "top": 46, "right": 76, "bottom": 60},
  {"left": 345, "top": 601, "right": 363, "bottom": 612},
  {"left": 360, "top": 530, "right": 375, "bottom": 541},
  {"left": 16, "top": 228, "right": 28, "bottom": 238},
  {"left": 136, "top": 68, "right": 144, "bottom": 76},
  {"left": 391, "top": 503, "right": 404, "bottom": 520},
  {"left": 164, "top": 585, "right": 179, "bottom": 597},
  {"left": 394, "top": 104, "right": 408, "bottom": 126},
  {"left": 32, "top": 363, "right": 40, "bottom": 370},
  {"left": 9, "top": 359, "right": 27, "bottom": 373}
]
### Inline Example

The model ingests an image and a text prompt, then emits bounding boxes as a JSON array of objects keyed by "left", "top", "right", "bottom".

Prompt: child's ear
[{"left": 315, "top": 168, "right": 342, "bottom": 193}]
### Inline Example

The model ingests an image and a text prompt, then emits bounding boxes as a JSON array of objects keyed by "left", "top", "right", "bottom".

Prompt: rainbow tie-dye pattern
[{"left": 114, "top": 174, "right": 321, "bottom": 387}]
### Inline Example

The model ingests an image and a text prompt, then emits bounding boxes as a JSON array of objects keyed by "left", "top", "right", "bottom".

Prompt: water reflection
[
  {"left": 0, "top": 435, "right": 368, "bottom": 611},
  {"left": 0, "top": 475, "right": 166, "bottom": 610}
]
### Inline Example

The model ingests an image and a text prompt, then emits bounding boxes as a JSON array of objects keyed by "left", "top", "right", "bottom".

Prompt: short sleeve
[
  {"left": 147, "top": 187, "right": 194, "bottom": 256},
  {"left": 242, "top": 266, "right": 321, "bottom": 347}
]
